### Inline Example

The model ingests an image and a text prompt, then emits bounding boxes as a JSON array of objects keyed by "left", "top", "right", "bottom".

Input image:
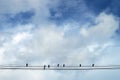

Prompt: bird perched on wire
[
  {"left": 26, "top": 63, "right": 28, "bottom": 67},
  {"left": 92, "top": 64, "right": 94, "bottom": 67}
]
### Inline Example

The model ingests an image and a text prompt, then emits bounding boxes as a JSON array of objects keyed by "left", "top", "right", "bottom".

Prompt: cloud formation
[
  {"left": 0, "top": 0, "right": 120, "bottom": 80},
  {"left": 0, "top": 12, "right": 119, "bottom": 80}
]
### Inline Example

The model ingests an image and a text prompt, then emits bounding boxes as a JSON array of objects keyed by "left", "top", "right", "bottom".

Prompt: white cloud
[
  {"left": 1, "top": 13, "right": 118, "bottom": 62},
  {"left": 0, "top": 0, "right": 59, "bottom": 26},
  {"left": 0, "top": 0, "right": 54, "bottom": 13},
  {"left": 0, "top": 0, "right": 119, "bottom": 79},
  {"left": 12, "top": 32, "right": 31, "bottom": 44},
  {"left": 80, "top": 12, "right": 119, "bottom": 43}
]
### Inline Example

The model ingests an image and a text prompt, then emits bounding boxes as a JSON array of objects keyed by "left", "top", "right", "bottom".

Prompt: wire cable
[{"left": 0, "top": 64, "right": 120, "bottom": 70}]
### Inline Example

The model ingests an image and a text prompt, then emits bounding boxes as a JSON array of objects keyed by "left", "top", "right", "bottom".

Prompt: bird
[
  {"left": 79, "top": 64, "right": 81, "bottom": 67},
  {"left": 26, "top": 63, "right": 28, "bottom": 67},
  {"left": 63, "top": 64, "right": 65, "bottom": 67},
  {"left": 92, "top": 64, "right": 94, "bottom": 67},
  {"left": 44, "top": 65, "right": 46, "bottom": 70},
  {"left": 57, "top": 64, "right": 59, "bottom": 67},
  {"left": 48, "top": 65, "right": 50, "bottom": 68}
]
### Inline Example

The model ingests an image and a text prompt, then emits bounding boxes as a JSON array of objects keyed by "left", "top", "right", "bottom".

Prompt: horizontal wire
[
  {"left": 0, "top": 65, "right": 120, "bottom": 70},
  {"left": 0, "top": 67, "right": 120, "bottom": 70}
]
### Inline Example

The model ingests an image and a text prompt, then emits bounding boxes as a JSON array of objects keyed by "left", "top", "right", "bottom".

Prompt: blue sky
[{"left": 0, "top": 0, "right": 120, "bottom": 80}]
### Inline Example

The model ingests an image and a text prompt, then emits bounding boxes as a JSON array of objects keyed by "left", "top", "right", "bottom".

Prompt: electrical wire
[{"left": 0, "top": 64, "right": 120, "bottom": 70}]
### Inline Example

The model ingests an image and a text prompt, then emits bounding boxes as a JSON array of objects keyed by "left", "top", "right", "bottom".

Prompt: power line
[{"left": 0, "top": 64, "right": 120, "bottom": 70}]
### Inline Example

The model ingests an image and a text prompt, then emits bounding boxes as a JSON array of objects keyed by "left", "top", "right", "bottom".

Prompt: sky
[{"left": 0, "top": 0, "right": 120, "bottom": 80}]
